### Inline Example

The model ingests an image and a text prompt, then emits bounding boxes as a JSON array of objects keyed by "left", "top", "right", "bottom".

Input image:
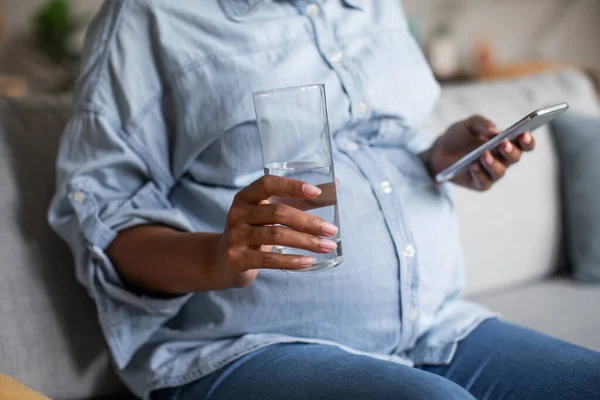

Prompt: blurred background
[
  {"left": 0, "top": 0, "right": 102, "bottom": 97},
  {"left": 403, "top": 0, "right": 600, "bottom": 83},
  {"left": 0, "top": 0, "right": 599, "bottom": 97}
]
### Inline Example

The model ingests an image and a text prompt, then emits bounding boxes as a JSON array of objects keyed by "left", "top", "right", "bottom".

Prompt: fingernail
[
  {"left": 322, "top": 222, "right": 339, "bottom": 236},
  {"left": 319, "top": 239, "right": 337, "bottom": 251},
  {"left": 298, "top": 256, "right": 315, "bottom": 267},
  {"left": 488, "top": 125, "right": 500, "bottom": 135},
  {"left": 482, "top": 153, "right": 494, "bottom": 165},
  {"left": 302, "top": 184, "right": 322, "bottom": 197},
  {"left": 502, "top": 141, "right": 513, "bottom": 153},
  {"left": 471, "top": 163, "right": 481, "bottom": 172},
  {"left": 474, "top": 124, "right": 487, "bottom": 135},
  {"left": 522, "top": 132, "right": 532, "bottom": 144}
]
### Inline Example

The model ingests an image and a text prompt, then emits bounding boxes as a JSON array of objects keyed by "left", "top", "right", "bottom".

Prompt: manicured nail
[
  {"left": 482, "top": 153, "right": 494, "bottom": 165},
  {"left": 502, "top": 141, "right": 513, "bottom": 153},
  {"left": 298, "top": 256, "right": 316, "bottom": 266},
  {"left": 471, "top": 163, "right": 481, "bottom": 172},
  {"left": 321, "top": 222, "right": 339, "bottom": 236},
  {"left": 522, "top": 132, "right": 532, "bottom": 144},
  {"left": 302, "top": 184, "right": 322, "bottom": 197},
  {"left": 319, "top": 239, "right": 337, "bottom": 251}
]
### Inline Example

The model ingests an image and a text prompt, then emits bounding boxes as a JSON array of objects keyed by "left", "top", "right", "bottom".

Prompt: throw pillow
[
  {"left": 0, "top": 373, "right": 51, "bottom": 400},
  {"left": 551, "top": 113, "right": 600, "bottom": 282}
]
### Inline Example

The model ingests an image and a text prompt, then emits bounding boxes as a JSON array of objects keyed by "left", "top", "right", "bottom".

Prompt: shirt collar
[{"left": 219, "top": 0, "right": 363, "bottom": 22}]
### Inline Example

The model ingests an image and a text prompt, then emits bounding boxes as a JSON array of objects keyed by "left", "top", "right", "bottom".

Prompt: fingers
[
  {"left": 273, "top": 181, "right": 337, "bottom": 212},
  {"left": 459, "top": 117, "right": 535, "bottom": 193},
  {"left": 242, "top": 226, "right": 337, "bottom": 253},
  {"left": 225, "top": 175, "right": 342, "bottom": 273},
  {"left": 237, "top": 176, "right": 321, "bottom": 204},
  {"left": 480, "top": 151, "right": 506, "bottom": 181},
  {"left": 516, "top": 131, "right": 535, "bottom": 151},
  {"left": 226, "top": 248, "right": 316, "bottom": 271},
  {"left": 469, "top": 133, "right": 533, "bottom": 191},
  {"left": 469, "top": 150, "right": 507, "bottom": 191},
  {"left": 469, "top": 162, "right": 492, "bottom": 191},
  {"left": 241, "top": 203, "right": 338, "bottom": 236},
  {"left": 497, "top": 139, "right": 522, "bottom": 166}
]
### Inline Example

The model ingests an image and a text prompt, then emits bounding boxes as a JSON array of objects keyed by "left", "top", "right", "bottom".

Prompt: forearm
[{"left": 106, "top": 225, "right": 226, "bottom": 294}]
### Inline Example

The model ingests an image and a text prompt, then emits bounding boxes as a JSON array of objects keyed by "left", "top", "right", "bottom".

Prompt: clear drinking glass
[{"left": 253, "top": 84, "right": 342, "bottom": 272}]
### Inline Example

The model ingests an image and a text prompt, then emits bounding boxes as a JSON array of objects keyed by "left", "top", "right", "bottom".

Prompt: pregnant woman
[{"left": 49, "top": 1, "right": 600, "bottom": 399}]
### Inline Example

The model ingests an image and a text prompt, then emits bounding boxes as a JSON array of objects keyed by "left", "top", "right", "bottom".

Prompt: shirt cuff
[
  {"left": 67, "top": 178, "right": 195, "bottom": 369},
  {"left": 90, "top": 245, "right": 192, "bottom": 369}
]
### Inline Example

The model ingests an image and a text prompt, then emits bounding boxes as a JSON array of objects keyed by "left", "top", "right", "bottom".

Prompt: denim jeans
[{"left": 152, "top": 319, "right": 600, "bottom": 400}]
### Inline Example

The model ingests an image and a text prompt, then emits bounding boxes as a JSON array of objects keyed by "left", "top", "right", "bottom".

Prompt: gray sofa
[{"left": 0, "top": 69, "right": 599, "bottom": 400}]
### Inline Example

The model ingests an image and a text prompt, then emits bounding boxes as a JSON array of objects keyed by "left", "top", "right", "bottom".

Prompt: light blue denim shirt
[{"left": 49, "top": 0, "right": 493, "bottom": 398}]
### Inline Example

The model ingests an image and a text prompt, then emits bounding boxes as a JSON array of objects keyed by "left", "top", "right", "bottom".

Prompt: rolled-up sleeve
[{"left": 48, "top": 111, "right": 193, "bottom": 369}]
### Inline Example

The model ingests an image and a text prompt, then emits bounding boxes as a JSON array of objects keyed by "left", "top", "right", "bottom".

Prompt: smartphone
[{"left": 435, "top": 102, "right": 569, "bottom": 183}]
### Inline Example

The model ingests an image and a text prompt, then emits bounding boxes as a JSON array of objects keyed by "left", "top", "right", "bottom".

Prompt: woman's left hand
[{"left": 424, "top": 115, "right": 536, "bottom": 191}]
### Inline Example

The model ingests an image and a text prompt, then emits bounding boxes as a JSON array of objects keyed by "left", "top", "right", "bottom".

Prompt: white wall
[{"left": 402, "top": 0, "right": 600, "bottom": 69}]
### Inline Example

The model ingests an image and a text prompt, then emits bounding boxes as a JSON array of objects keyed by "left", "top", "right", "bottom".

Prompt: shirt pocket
[{"left": 345, "top": 29, "right": 440, "bottom": 129}]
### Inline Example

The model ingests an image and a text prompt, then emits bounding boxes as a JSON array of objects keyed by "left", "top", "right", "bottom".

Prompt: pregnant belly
[{"left": 172, "top": 157, "right": 402, "bottom": 354}]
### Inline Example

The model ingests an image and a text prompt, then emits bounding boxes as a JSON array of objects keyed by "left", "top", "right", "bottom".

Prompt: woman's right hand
[{"left": 213, "top": 175, "right": 339, "bottom": 289}]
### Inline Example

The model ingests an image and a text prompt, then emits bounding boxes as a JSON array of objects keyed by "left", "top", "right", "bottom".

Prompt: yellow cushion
[{"left": 0, "top": 373, "right": 50, "bottom": 400}]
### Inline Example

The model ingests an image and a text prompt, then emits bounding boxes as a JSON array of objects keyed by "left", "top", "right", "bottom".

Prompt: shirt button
[
  {"left": 357, "top": 100, "right": 369, "bottom": 115},
  {"left": 403, "top": 244, "right": 416, "bottom": 258},
  {"left": 407, "top": 309, "right": 419, "bottom": 321},
  {"left": 73, "top": 191, "right": 86, "bottom": 204},
  {"left": 345, "top": 140, "right": 359, "bottom": 151},
  {"left": 380, "top": 181, "right": 393, "bottom": 194},
  {"left": 306, "top": 3, "right": 319, "bottom": 17},
  {"left": 329, "top": 50, "right": 343, "bottom": 63}
]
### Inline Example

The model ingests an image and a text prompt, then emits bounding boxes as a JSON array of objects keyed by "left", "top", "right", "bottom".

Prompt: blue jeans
[{"left": 152, "top": 319, "right": 600, "bottom": 399}]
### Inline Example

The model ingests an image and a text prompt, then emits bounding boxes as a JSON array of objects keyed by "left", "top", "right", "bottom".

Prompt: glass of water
[{"left": 253, "top": 84, "right": 342, "bottom": 272}]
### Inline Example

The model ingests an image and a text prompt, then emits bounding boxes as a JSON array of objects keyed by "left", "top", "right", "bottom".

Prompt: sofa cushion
[
  {"left": 551, "top": 113, "right": 600, "bottom": 283},
  {"left": 0, "top": 98, "right": 126, "bottom": 399},
  {"left": 470, "top": 277, "right": 600, "bottom": 352},
  {"left": 429, "top": 68, "right": 600, "bottom": 296}
]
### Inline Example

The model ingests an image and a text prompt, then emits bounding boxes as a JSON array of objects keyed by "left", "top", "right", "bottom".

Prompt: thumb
[{"left": 465, "top": 114, "right": 500, "bottom": 139}]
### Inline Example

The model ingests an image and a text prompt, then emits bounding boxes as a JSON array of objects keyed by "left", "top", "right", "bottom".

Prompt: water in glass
[{"left": 264, "top": 161, "right": 342, "bottom": 272}]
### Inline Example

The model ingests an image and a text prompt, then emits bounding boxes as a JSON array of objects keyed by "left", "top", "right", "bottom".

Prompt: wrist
[
  {"left": 192, "top": 232, "right": 232, "bottom": 291},
  {"left": 419, "top": 145, "right": 437, "bottom": 178}
]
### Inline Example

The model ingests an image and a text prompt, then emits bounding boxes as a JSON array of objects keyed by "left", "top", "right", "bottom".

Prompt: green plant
[{"left": 33, "top": 0, "right": 78, "bottom": 62}]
